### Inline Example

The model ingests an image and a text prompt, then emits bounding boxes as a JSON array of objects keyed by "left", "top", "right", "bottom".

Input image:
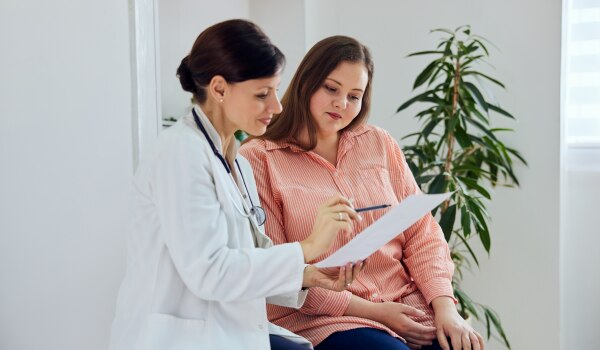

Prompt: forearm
[
  {"left": 298, "top": 288, "right": 352, "bottom": 316},
  {"left": 344, "top": 294, "right": 384, "bottom": 322},
  {"left": 431, "top": 296, "right": 458, "bottom": 315}
]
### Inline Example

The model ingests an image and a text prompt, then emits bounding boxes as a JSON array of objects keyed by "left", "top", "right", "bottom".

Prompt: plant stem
[{"left": 442, "top": 55, "right": 461, "bottom": 213}]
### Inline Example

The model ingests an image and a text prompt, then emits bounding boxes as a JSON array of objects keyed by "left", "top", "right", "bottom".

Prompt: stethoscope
[{"left": 192, "top": 108, "right": 266, "bottom": 226}]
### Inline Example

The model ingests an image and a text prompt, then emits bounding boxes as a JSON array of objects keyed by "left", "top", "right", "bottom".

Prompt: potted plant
[{"left": 396, "top": 25, "right": 526, "bottom": 349}]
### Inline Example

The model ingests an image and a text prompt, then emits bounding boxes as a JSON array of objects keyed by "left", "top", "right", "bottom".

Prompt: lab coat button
[{"left": 258, "top": 324, "right": 264, "bottom": 330}]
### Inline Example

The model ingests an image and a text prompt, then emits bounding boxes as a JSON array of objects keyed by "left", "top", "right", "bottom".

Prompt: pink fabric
[{"left": 240, "top": 124, "right": 455, "bottom": 346}]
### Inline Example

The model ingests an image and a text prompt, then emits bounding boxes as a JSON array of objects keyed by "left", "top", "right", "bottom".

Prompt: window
[{"left": 564, "top": 0, "right": 600, "bottom": 147}]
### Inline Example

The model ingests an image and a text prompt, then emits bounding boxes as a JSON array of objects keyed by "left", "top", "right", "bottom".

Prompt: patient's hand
[
  {"left": 374, "top": 302, "right": 437, "bottom": 349},
  {"left": 302, "top": 261, "right": 364, "bottom": 292},
  {"left": 431, "top": 296, "right": 485, "bottom": 350}
]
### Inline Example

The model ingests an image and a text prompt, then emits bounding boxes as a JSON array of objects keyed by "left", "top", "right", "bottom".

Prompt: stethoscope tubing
[{"left": 192, "top": 108, "right": 263, "bottom": 225}]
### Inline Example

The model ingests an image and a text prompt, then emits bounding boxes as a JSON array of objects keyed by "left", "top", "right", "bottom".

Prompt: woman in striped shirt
[{"left": 240, "top": 36, "right": 484, "bottom": 350}]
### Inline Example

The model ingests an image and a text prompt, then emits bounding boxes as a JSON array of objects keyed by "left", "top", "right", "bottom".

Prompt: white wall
[
  {"left": 158, "top": 0, "right": 249, "bottom": 120},
  {"left": 0, "top": 1, "right": 133, "bottom": 349},
  {"left": 249, "top": 0, "right": 307, "bottom": 94},
  {"left": 563, "top": 149, "right": 600, "bottom": 348},
  {"left": 0, "top": 1, "right": 580, "bottom": 349},
  {"left": 297, "top": 1, "right": 562, "bottom": 349}
]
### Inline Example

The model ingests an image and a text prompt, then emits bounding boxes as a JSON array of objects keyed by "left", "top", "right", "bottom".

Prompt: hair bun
[{"left": 177, "top": 56, "right": 196, "bottom": 93}]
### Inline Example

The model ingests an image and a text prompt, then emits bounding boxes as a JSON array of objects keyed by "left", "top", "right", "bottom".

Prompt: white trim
[
  {"left": 559, "top": 1, "right": 568, "bottom": 350},
  {"left": 129, "top": 0, "right": 162, "bottom": 170},
  {"left": 567, "top": 140, "right": 600, "bottom": 148}
]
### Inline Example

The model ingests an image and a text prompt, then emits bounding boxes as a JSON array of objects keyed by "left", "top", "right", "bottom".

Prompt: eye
[
  {"left": 349, "top": 95, "right": 361, "bottom": 102},
  {"left": 324, "top": 84, "right": 337, "bottom": 93},
  {"left": 255, "top": 92, "right": 268, "bottom": 100}
]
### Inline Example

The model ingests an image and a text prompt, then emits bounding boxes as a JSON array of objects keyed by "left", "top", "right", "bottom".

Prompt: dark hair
[
  {"left": 176, "top": 19, "right": 285, "bottom": 103},
  {"left": 256, "top": 35, "right": 374, "bottom": 150}
]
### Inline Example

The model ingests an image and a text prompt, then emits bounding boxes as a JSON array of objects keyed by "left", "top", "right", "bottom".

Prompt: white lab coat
[{"left": 109, "top": 106, "right": 312, "bottom": 350}]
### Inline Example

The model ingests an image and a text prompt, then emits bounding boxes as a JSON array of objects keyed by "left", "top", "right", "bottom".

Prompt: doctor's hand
[
  {"left": 299, "top": 194, "right": 361, "bottom": 262},
  {"left": 302, "top": 260, "right": 365, "bottom": 292}
]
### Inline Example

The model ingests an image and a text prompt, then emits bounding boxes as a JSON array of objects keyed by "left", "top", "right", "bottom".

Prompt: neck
[
  {"left": 308, "top": 129, "right": 341, "bottom": 165},
  {"left": 199, "top": 102, "right": 236, "bottom": 154},
  {"left": 316, "top": 131, "right": 340, "bottom": 150}
]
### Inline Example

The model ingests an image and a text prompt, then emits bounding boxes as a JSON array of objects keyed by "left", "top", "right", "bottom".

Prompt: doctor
[{"left": 109, "top": 19, "right": 363, "bottom": 350}]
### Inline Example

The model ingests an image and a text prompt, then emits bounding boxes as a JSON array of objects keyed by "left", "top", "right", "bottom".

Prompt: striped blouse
[{"left": 240, "top": 124, "right": 454, "bottom": 345}]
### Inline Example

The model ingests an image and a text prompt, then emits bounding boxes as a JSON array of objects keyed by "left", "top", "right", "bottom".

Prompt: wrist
[
  {"left": 431, "top": 296, "right": 456, "bottom": 313},
  {"left": 299, "top": 239, "right": 315, "bottom": 262},
  {"left": 302, "top": 265, "right": 316, "bottom": 288},
  {"left": 368, "top": 301, "right": 389, "bottom": 323}
]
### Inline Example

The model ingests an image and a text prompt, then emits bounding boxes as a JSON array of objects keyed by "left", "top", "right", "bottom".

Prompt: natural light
[{"left": 564, "top": 0, "right": 600, "bottom": 147}]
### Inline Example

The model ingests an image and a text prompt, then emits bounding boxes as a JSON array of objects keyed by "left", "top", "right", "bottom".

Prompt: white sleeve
[{"left": 152, "top": 133, "right": 305, "bottom": 302}]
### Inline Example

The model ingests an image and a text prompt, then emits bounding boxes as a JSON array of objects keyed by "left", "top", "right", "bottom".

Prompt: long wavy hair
[{"left": 254, "top": 35, "right": 374, "bottom": 150}]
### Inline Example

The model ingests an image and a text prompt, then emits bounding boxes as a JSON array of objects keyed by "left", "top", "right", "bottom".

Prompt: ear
[{"left": 207, "top": 75, "right": 228, "bottom": 103}]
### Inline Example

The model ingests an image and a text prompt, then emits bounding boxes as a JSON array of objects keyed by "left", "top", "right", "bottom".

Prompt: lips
[
  {"left": 326, "top": 112, "right": 342, "bottom": 120},
  {"left": 258, "top": 118, "right": 272, "bottom": 126}
]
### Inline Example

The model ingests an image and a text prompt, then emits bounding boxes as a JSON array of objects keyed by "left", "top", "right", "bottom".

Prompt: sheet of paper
[{"left": 315, "top": 192, "right": 452, "bottom": 268}]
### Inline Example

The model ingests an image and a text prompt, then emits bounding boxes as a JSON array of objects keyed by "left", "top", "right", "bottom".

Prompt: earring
[{"left": 219, "top": 99, "right": 223, "bottom": 103}]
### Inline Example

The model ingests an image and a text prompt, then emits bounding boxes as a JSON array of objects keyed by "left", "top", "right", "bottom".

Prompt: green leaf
[
  {"left": 463, "top": 71, "right": 505, "bottom": 88},
  {"left": 455, "top": 234, "right": 479, "bottom": 268},
  {"left": 460, "top": 205, "right": 472, "bottom": 237},
  {"left": 407, "top": 50, "right": 446, "bottom": 57},
  {"left": 439, "top": 204, "right": 457, "bottom": 241},
  {"left": 464, "top": 81, "right": 488, "bottom": 112},
  {"left": 454, "top": 125, "right": 472, "bottom": 148},
  {"left": 506, "top": 147, "right": 528, "bottom": 166},
  {"left": 485, "top": 308, "right": 511, "bottom": 348},
  {"left": 429, "top": 174, "right": 448, "bottom": 194},
  {"left": 431, "top": 28, "right": 454, "bottom": 36},
  {"left": 487, "top": 103, "right": 515, "bottom": 119},
  {"left": 458, "top": 176, "right": 492, "bottom": 199},
  {"left": 397, "top": 91, "right": 434, "bottom": 113},
  {"left": 414, "top": 60, "right": 441, "bottom": 89}
]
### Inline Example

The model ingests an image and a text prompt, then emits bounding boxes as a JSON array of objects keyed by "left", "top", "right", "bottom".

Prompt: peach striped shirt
[{"left": 240, "top": 124, "right": 454, "bottom": 345}]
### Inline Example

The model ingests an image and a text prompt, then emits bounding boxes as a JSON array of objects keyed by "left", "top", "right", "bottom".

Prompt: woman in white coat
[{"left": 109, "top": 19, "right": 363, "bottom": 350}]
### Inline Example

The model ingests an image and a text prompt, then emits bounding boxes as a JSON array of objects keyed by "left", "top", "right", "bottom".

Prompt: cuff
[{"left": 420, "top": 276, "right": 456, "bottom": 305}]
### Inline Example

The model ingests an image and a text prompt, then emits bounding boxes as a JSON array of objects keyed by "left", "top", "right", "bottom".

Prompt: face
[
  {"left": 222, "top": 74, "right": 282, "bottom": 136},
  {"left": 309, "top": 61, "right": 368, "bottom": 138}
]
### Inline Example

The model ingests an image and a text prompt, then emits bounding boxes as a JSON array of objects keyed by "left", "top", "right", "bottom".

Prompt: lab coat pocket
[{"left": 139, "top": 313, "right": 207, "bottom": 350}]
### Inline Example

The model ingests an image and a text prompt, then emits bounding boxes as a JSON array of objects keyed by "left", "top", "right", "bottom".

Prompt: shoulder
[
  {"left": 239, "top": 138, "right": 268, "bottom": 163},
  {"left": 141, "top": 120, "right": 212, "bottom": 171},
  {"left": 240, "top": 138, "right": 268, "bottom": 154},
  {"left": 351, "top": 123, "right": 396, "bottom": 144}
]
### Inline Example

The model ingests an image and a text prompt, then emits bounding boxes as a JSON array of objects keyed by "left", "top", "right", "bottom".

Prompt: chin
[{"left": 247, "top": 127, "right": 267, "bottom": 137}]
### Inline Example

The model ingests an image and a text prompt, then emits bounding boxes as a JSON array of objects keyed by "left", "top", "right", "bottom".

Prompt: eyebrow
[{"left": 326, "top": 78, "right": 364, "bottom": 93}]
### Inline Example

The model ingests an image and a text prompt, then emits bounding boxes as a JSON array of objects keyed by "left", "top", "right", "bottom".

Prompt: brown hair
[
  {"left": 176, "top": 19, "right": 285, "bottom": 103},
  {"left": 256, "top": 35, "right": 374, "bottom": 150}
]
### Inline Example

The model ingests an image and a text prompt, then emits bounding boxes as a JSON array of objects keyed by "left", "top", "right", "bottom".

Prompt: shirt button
[
  {"left": 258, "top": 324, "right": 264, "bottom": 330},
  {"left": 371, "top": 293, "right": 378, "bottom": 299}
]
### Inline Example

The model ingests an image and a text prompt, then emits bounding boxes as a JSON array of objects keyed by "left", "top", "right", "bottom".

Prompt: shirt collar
[{"left": 264, "top": 123, "right": 371, "bottom": 152}]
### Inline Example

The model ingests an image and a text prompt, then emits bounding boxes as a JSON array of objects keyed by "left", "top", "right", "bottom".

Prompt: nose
[
  {"left": 268, "top": 92, "right": 283, "bottom": 113},
  {"left": 334, "top": 96, "right": 347, "bottom": 110}
]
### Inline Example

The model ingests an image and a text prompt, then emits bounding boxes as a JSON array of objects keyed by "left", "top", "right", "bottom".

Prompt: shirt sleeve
[
  {"left": 383, "top": 130, "right": 456, "bottom": 305},
  {"left": 240, "top": 141, "right": 353, "bottom": 316},
  {"left": 151, "top": 132, "right": 305, "bottom": 302}
]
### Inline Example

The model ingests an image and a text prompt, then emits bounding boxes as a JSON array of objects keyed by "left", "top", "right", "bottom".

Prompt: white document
[{"left": 315, "top": 192, "right": 452, "bottom": 268}]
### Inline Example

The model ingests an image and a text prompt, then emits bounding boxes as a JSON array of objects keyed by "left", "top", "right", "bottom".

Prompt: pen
[{"left": 355, "top": 204, "right": 392, "bottom": 213}]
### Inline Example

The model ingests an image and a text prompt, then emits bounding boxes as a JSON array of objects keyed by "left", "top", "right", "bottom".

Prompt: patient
[{"left": 240, "top": 36, "right": 484, "bottom": 350}]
